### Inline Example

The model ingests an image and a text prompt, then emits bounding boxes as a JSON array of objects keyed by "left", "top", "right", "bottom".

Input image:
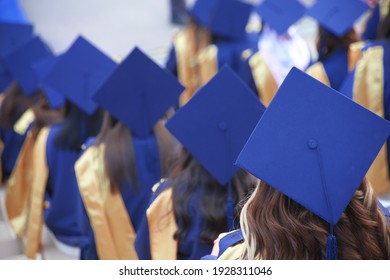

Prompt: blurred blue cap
[
  {"left": 32, "top": 55, "right": 65, "bottom": 109},
  {"left": 306, "top": 0, "right": 370, "bottom": 37},
  {"left": 93, "top": 47, "right": 184, "bottom": 137},
  {"left": 255, "top": 0, "right": 306, "bottom": 35},
  {"left": 236, "top": 67, "right": 390, "bottom": 225},
  {"left": 0, "top": 21, "right": 33, "bottom": 58},
  {"left": 166, "top": 65, "right": 266, "bottom": 184},
  {"left": 190, "top": 0, "right": 253, "bottom": 40},
  {"left": 4, "top": 36, "right": 52, "bottom": 96},
  {"left": 44, "top": 36, "right": 116, "bottom": 115}
]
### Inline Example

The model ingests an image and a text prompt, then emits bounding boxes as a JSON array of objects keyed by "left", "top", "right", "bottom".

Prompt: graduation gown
[
  {"left": 339, "top": 40, "right": 390, "bottom": 194},
  {"left": 75, "top": 132, "right": 161, "bottom": 260},
  {"left": 25, "top": 123, "right": 88, "bottom": 259}
]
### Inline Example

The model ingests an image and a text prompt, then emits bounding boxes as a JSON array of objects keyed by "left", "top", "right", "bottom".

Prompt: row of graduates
[{"left": 0, "top": 0, "right": 389, "bottom": 260}]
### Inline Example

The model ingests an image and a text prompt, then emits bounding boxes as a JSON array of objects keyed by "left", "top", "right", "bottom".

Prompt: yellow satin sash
[
  {"left": 380, "top": 0, "right": 390, "bottom": 19},
  {"left": 147, "top": 181, "right": 178, "bottom": 260},
  {"left": 305, "top": 62, "right": 331, "bottom": 87},
  {"left": 25, "top": 127, "right": 50, "bottom": 259},
  {"left": 197, "top": 44, "right": 218, "bottom": 85},
  {"left": 353, "top": 46, "right": 390, "bottom": 194},
  {"left": 5, "top": 129, "right": 37, "bottom": 239},
  {"left": 348, "top": 41, "right": 365, "bottom": 72},
  {"left": 75, "top": 144, "right": 137, "bottom": 260},
  {"left": 249, "top": 52, "right": 279, "bottom": 106}
]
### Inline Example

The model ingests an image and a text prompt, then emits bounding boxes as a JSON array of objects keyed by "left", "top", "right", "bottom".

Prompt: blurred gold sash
[
  {"left": 353, "top": 46, "right": 390, "bottom": 194},
  {"left": 306, "top": 62, "right": 331, "bottom": 87},
  {"left": 249, "top": 52, "right": 278, "bottom": 106},
  {"left": 147, "top": 181, "right": 178, "bottom": 259},
  {"left": 75, "top": 144, "right": 137, "bottom": 260},
  {"left": 25, "top": 127, "right": 50, "bottom": 259}
]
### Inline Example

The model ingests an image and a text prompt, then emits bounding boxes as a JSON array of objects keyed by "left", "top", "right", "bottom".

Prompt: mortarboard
[
  {"left": 0, "top": 21, "right": 33, "bottom": 91},
  {"left": 255, "top": 0, "right": 306, "bottom": 35},
  {"left": 306, "top": 0, "right": 370, "bottom": 37},
  {"left": 236, "top": 67, "right": 390, "bottom": 259},
  {"left": 32, "top": 55, "right": 65, "bottom": 109},
  {"left": 44, "top": 36, "right": 116, "bottom": 115},
  {"left": 93, "top": 47, "right": 184, "bottom": 138},
  {"left": 166, "top": 65, "right": 265, "bottom": 185},
  {"left": 190, "top": 0, "right": 252, "bottom": 40},
  {"left": 4, "top": 36, "right": 52, "bottom": 96},
  {"left": 0, "top": 21, "right": 33, "bottom": 58}
]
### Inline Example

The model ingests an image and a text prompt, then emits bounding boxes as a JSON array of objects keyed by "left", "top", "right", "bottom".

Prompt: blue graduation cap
[
  {"left": 189, "top": 0, "right": 253, "bottom": 40},
  {"left": 0, "top": 21, "right": 33, "bottom": 58},
  {"left": 236, "top": 67, "right": 390, "bottom": 259},
  {"left": 255, "top": 0, "right": 306, "bottom": 35},
  {"left": 32, "top": 55, "right": 65, "bottom": 109},
  {"left": 4, "top": 36, "right": 52, "bottom": 96},
  {"left": 0, "top": 21, "right": 33, "bottom": 91},
  {"left": 93, "top": 47, "right": 185, "bottom": 137},
  {"left": 306, "top": 0, "right": 370, "bottom": 37},
  {"left": 44, "top": 36, "right": 116, "bottom": 115},
  {"left": 166, "top": 65, "right": 265, "bottom": 185}
]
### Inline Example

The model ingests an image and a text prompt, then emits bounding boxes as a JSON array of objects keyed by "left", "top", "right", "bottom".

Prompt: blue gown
[
  {"left": 43, "top": 123, "right": 88, "bottom": 248},
  {"left": 79, "top": 132, "right": 162, "bottom": 259},
  {"left": 135, "top": 180, "right": 237, "bottom": 260}
]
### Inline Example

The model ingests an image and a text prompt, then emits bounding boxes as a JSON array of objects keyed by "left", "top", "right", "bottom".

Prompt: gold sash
[
  {"left": 25, "top": 127, "right": 50, "bottom": 259},
  {"left": 249, "top": 52, "right": 278, "bottom": 106},
  {"left": 75, "top": 144, "right": 137, "bottom": 260},
  {"left": 174, "top": 27, "right": 215, "bottom": 106},
  {"left": 147, "top": 181, "right": 178, "bottom": 260},
  {"left": 5, "top": 129, "right": 37, "bottom": 239},
  {"left": 0, "top": 139, "right": 3, "bottom": 183},
  {"left": 353, "top": 46, "right": 390, "bottom": 194},
  {"left": 348, "top": 41, "right": 365, "bottom": 72},
  {"left": 305, "top": 62, "right": 331, "bottom": 87}
]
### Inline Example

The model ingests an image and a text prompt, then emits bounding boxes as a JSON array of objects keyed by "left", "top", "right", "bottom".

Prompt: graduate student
[
  {"left": 211, "top": 68, "right": 390, "bottom": 260},
  {"left": 339, "top": 9, "right": 390, "bottom": 195},
  {"left": 240, "top": 0, "right": 312, "bottom": 106},
  {"left": 3, "top": 36, "right": 64, "bottom": 240},
  {"left": 0, "top": 21, "right": 34, "bottom": 182},
  {"left": 24, "top": 36, "right": 116, "bottom": 259},
  {"left": 166, "top": 0, "right": 258, "bottom": 105},
  {"left": 135, "top": 66, "right": 263, "bottom": 260},
  {"left": 74, "top": 47, "right": 184, "bottom": 260},
  {"left": 305, "top": 0, "right": 370, "bottom": 91}
]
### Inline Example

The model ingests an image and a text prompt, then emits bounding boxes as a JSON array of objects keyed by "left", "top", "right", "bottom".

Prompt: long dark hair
[
  {"left": 240, "top": 179, "right": 390, "bottom": 259},
  {"left": 95, "top": 112, "right": 178, "bottom": 193},
  {"left": 54, "top": 100, "right": 103, "bottom": 150},
  {"left": 171, "top": 148, "right": 257, "bottom": 245},
  {"left": 316, "top": 27, "right": 359, "bottom": 60},
  {"left": 0, "top": 82, "right": 35, "bottom": 128}
]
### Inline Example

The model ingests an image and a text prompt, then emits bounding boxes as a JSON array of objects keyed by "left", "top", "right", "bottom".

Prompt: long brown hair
[
  {"left": 95, "top": 112, "right": 178, "bottom": 193},
  {"left": 240, "top": 178, "right": 390, "bottom": 259}
]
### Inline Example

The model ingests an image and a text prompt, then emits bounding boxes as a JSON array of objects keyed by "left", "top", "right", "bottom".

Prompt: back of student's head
[
  {"left": 54, "top": 100, "right": 103, "bottom": 151},
  {"left": 0, "top": 82, "right": 35, "bottom": 128},
  {"left": 170, "top": 148, "right": 257, "bottom": 245},
  {"left": 240, "top": 179, "right": 390, "bottom": 259}
]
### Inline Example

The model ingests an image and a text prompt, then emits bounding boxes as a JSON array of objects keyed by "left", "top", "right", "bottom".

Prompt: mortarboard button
[
  {"left": 44, "top": 36, "right": 116, "bottom": 115},
  {"left": 93, "top": 47, "right": 185, "bottom": 137}
]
